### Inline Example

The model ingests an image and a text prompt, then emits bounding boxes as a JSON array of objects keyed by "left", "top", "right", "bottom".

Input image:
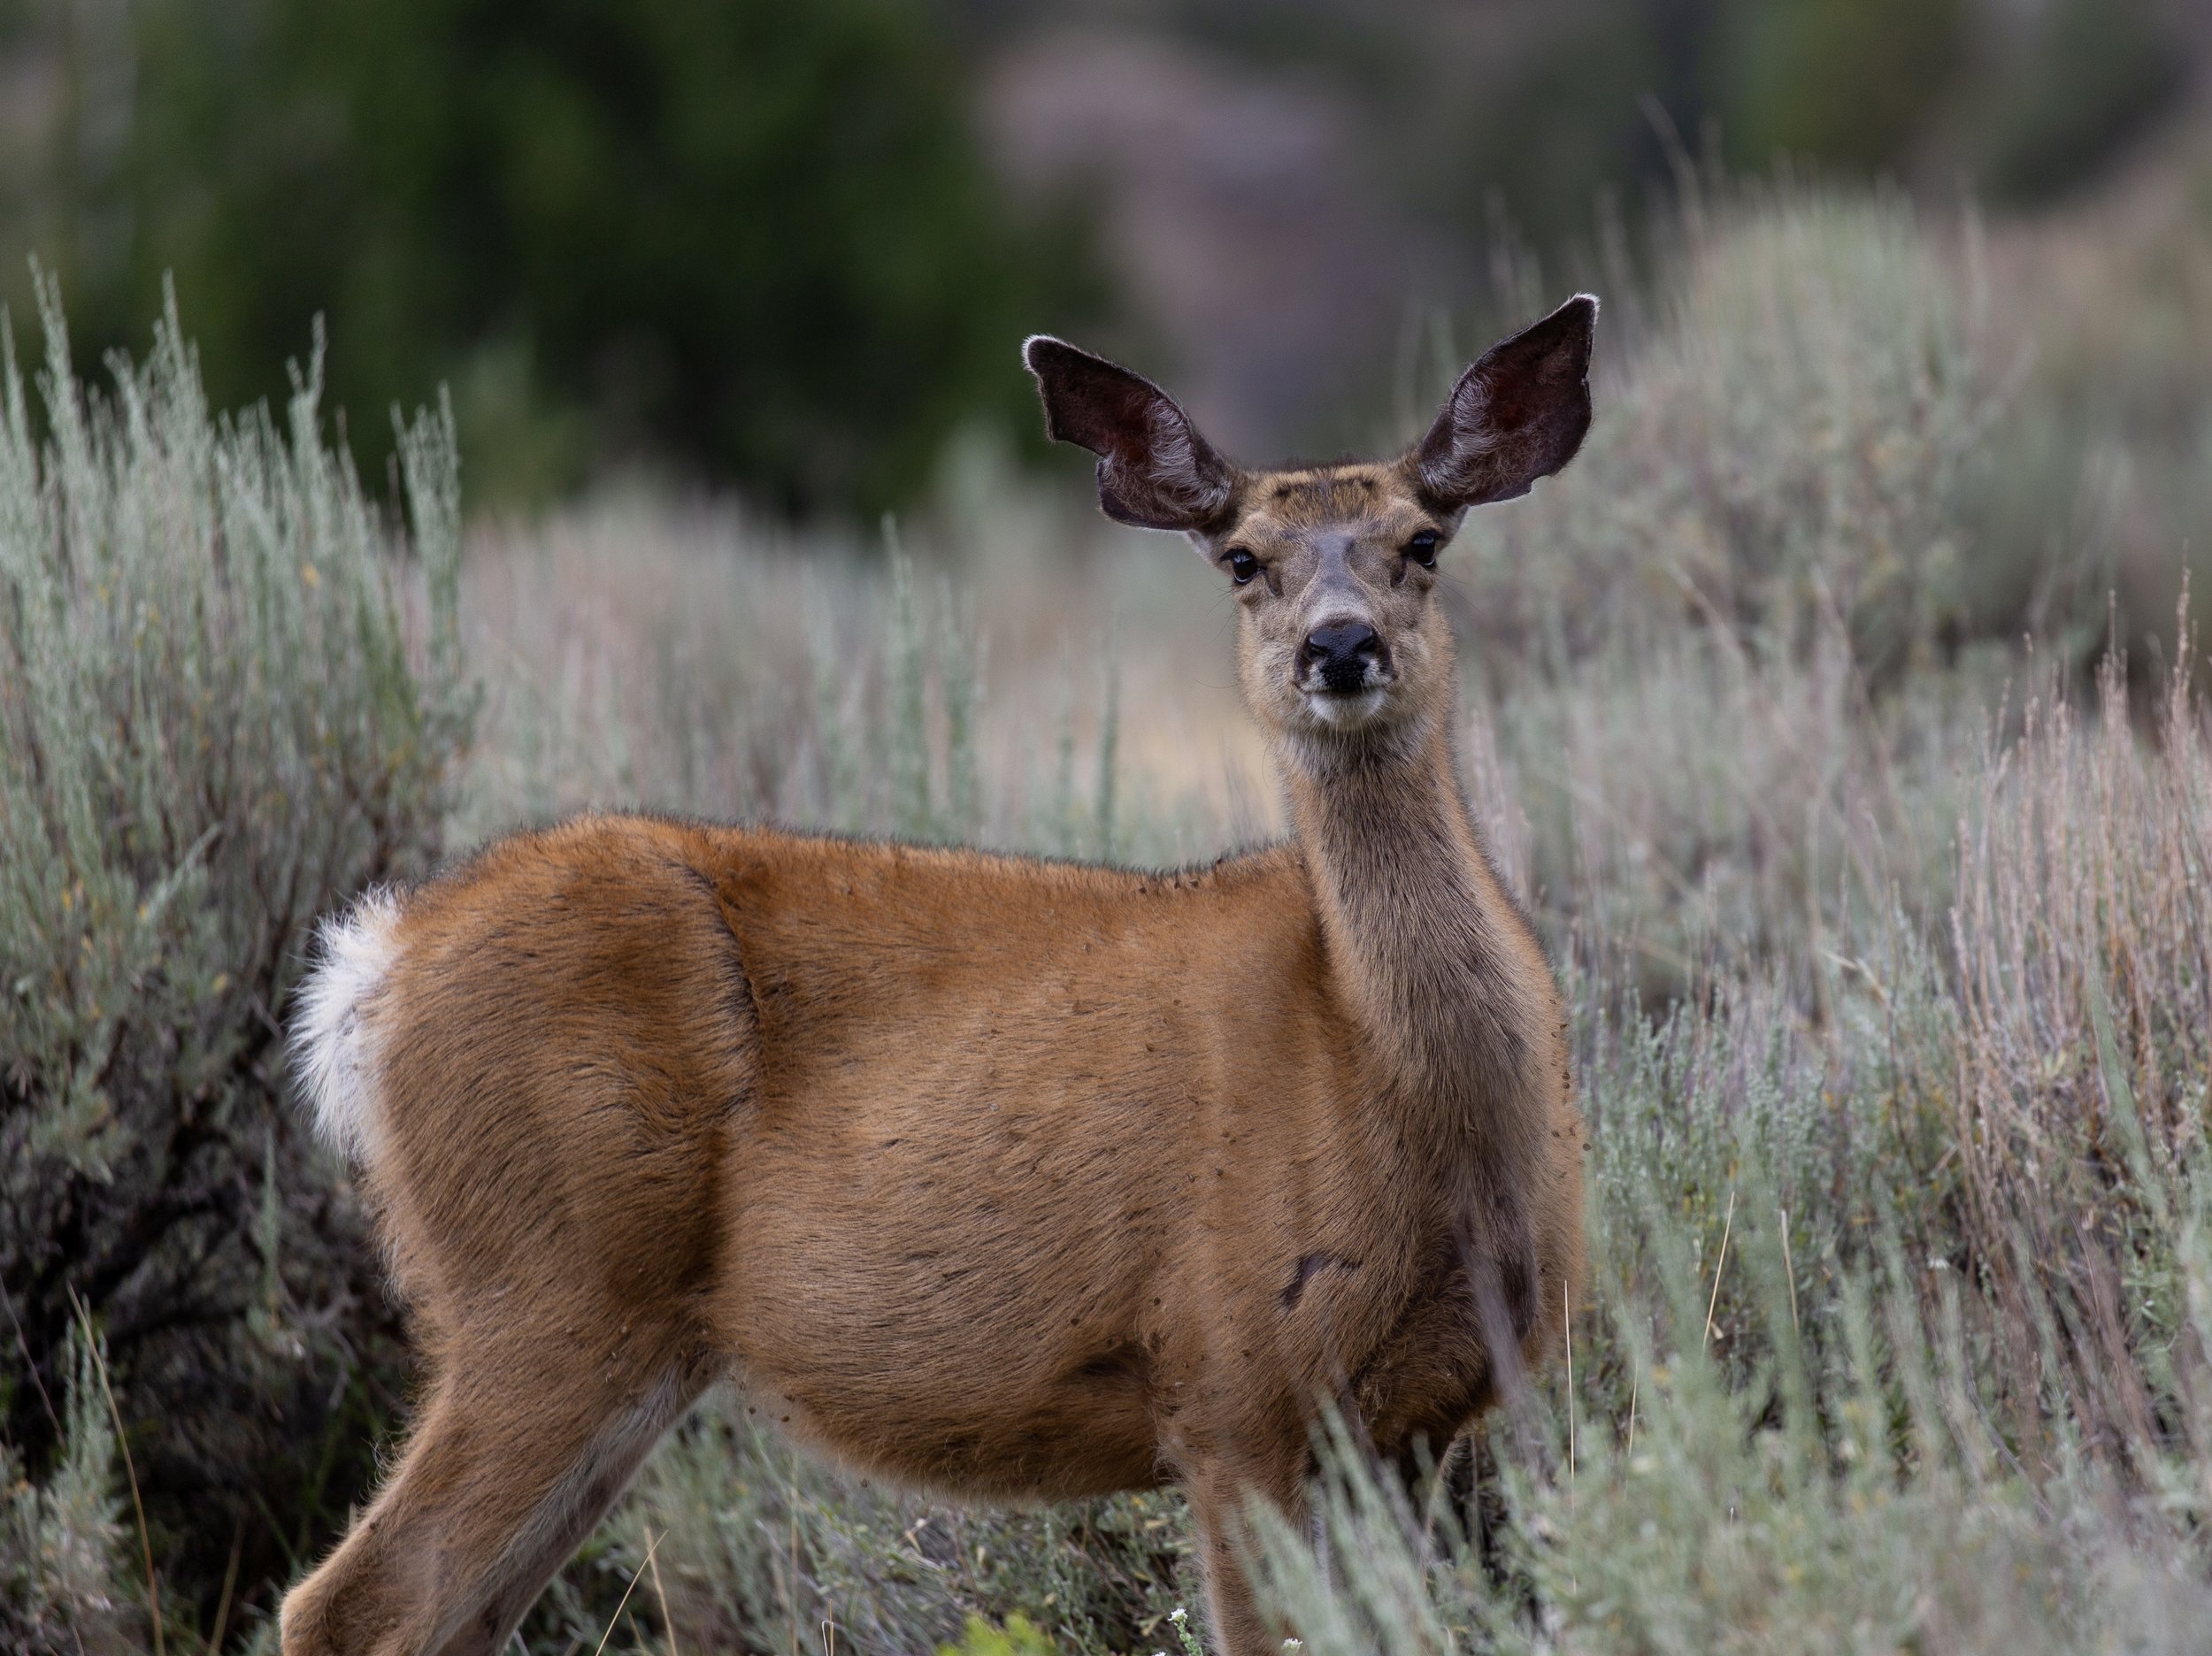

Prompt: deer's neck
[{"left": 1280, "top": 701, "right": 1559, "bottom": 1162}]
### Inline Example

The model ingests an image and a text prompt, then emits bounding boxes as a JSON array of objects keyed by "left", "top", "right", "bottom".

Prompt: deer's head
[{"left": 1026, "top": 296, "right": 1596, "bottom": 754}]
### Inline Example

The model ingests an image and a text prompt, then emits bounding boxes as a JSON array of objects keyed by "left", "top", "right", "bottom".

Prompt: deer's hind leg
[{"left": 280, "top": 1327, "right": 710, "bottom": 1656}]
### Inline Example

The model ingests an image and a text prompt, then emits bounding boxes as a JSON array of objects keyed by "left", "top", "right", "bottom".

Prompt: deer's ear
[
  {"left": 1414, "top": 294, "right": 1597, "bottom": 508},
  {"left": 1024, "top": 336, "right": 1236, "bottom": 532}
]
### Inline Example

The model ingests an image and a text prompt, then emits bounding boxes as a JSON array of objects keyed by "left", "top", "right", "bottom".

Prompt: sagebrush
[{"left": 0, "top": 282, "right": 471, "bottom": 1651}]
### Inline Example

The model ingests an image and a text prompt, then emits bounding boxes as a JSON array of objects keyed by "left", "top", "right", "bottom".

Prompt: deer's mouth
[{"left": 1298, "top": 680, "right": 1393, "bottom": 728}]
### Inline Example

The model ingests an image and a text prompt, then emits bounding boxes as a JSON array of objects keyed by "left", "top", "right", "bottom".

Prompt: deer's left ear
[
  {"left": 1024, "top": 335, "right": 1238, "bottom": 532},
  {"left": 1414, "top": 294, "right": 1597, "bottom": 507}
]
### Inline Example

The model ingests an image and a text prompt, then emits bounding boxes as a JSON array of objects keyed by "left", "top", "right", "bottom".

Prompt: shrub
[
  {"left": 1460, "top": 180, "right": 1996, "bottom": 682},
  {"left": 0, "top": 280, "right": 472, "bottom": 1644},
  {"left": 1248, "top": 1211, "right": 2212, "bottom": 1655},
  {"left": 3, "top": 1327, "right": 134, "bottom": 1656}
]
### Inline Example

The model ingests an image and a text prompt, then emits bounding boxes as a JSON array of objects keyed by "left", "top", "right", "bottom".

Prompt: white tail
[{"left": 288, "top": 888, "right": 402, "bottom": 1168}]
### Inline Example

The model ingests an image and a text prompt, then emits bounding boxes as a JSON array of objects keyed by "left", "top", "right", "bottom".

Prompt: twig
[
  {"left": 69, "top": 1289, "right": 163, "bottom": 1656},
  {"left": 591, "top": 1529, "right": 664, "bottom": 1656},
  {"left": 647, "top": 1525, "right": 680, "bottom": 1656},
  {"left": 1625, "top": 1367, "right": 1639, "bottom": 1456},
  {"left": 1563, "top": 1280, "right": 1575, "bottom": 1479},
  {"left": 207, "top": 1522, "right": 242, "bottom": 1653},
  {"left": 1778, "top": 1206, "right": 1801, "bottom": 1337},
  {"left": 1704, "top": 1188, "right": 1736, "bottom": 1348}
]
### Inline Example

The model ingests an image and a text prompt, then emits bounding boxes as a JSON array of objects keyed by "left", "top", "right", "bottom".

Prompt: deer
[{"left": 279, "top": 295, "right": 1596, "bottom": 1656}]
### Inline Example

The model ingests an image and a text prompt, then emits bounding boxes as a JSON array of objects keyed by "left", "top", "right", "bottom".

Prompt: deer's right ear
[{"left": 1023, "top": 336, "right": 1236, "bottom": 533}]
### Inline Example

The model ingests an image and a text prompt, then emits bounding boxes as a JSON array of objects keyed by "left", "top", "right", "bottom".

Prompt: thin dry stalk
[
  {"left": 1705, "top": 1189, "right": 1737, "bottom": 1348},
  {"left": 69, "top": 1289, "right": 162, "bottom": 1656},
  {"left": 1779, "top": 1207, "right": 1800, "bottom": 1337},
  {"left": 648, "top": 1530, "right": 680, "bottom": 1656},
  {"left": 206, "top": 1524, "right": 242, "bottom": 1653},
  {"left": 591, "top": 1529, "right": 664, "bottom": 1656},
  {"left": 1563, "top": 1281, "right": 1576, "bottom": 1480}
]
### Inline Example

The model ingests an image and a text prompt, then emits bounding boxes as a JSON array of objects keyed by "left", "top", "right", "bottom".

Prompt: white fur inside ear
[
  {"left": 1418, "top": 373, "right": 1502, "bottom": 501},
  {"left": 1134, "top": 403, "right": 1231, "bottom": 520},
  {"left": 289, "top": 888, "right": 403, "bottom": 1168}
]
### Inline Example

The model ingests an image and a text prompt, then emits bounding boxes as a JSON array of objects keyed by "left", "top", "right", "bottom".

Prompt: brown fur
[{"left": 280, "top": 296, "right": 1598, "bottom": 1656}]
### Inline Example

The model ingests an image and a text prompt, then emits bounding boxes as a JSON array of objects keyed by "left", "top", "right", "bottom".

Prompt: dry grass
[{"left": 455, "top": 480, "right": 1274, "bottom": 862}]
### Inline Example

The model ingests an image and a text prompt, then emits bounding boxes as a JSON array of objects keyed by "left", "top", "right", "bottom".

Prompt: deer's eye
[
  {"left": 1225, "top": 548, "right": 1259, "bottom": 585},
  {"left": 1405, "top": 531, "right": 1440, "bottom": 569}
]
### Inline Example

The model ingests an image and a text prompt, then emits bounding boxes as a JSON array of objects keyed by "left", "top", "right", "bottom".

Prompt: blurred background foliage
[
  {"left": 0, "top": 0, "right": 1106, "bottom": 513},
  {"left": 0, "top": 0, "right": 2203, "bottom": 512}
]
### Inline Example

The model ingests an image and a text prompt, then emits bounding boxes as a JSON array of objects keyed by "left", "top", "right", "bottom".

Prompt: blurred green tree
[
  {"left": 1975, "top": 0, "right": 2193, "bottom": 201},
  {"left": 1712, "top": 0, "right": 1970, "bottom": 176},
  {"left": 3, "top": 0, "right": 1102, "bottom": 512}
]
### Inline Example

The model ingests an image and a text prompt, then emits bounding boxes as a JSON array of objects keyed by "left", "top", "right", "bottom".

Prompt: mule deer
[{"left": 280, "top": 295, "right": 1596, "bottom": 1656}]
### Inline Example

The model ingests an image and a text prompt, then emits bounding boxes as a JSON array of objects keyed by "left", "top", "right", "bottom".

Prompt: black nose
[{"left": 1299, "top": 621, "right": 1383, "bottom": 694}]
